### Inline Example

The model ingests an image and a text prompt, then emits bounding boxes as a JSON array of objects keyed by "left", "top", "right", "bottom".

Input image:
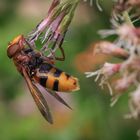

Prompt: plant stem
[{"left": 123, "top": 11, "right": 134, "bottom": 27}]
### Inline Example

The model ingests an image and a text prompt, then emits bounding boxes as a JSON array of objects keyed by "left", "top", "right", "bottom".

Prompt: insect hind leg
[{"left": 54, "top": 46, "right": 65, "bottom": 61}]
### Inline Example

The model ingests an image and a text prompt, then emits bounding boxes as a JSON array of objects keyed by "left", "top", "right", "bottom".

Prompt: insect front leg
[
  {"left": 25, "top": 39, "right": 35, "bottom": 50},
  {"left": 47, "top": 45, "right": 65, "bottom": 61}
]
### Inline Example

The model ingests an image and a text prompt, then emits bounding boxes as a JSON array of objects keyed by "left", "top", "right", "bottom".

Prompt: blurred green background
[{"left": 0, "top": 0, "right": 140, "bottom": 140}]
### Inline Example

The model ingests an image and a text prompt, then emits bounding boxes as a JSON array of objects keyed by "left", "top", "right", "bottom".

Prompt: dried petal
[{"left": 94, "top": 41, "right": 129, "bottom": 59}]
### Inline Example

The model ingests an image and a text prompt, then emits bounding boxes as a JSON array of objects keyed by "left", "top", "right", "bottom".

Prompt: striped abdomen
[{"left": 33, "top": 63, "right": 79, "bottom": 92}]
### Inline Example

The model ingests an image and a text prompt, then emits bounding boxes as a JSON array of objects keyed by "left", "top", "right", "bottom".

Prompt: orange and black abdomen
[{"left": 33, "top": 63, "right": 79, "bottom": 92}]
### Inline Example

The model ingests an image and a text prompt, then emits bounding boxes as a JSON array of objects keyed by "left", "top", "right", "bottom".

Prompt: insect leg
[
  {"left": 25, "top": 39, "right": 35, "bottom": 50},
  {"left": 55, "top": 46, "right": 65, "bottom": 61},
  {"left": 47, "top": 46, "right": 65, "bottom": 61}
]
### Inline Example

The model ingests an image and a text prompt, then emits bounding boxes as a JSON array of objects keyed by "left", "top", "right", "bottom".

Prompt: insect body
[
  {"left": 33, "top": 63, "right": 79, "bottom": 92},
  {"left": 7, "top": 35, "right": 79, "bottom": 124}
]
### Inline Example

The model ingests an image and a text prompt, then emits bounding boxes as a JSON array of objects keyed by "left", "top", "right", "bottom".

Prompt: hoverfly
[{"left": 7, "top": 35, "right": 79, "bottom": 124}]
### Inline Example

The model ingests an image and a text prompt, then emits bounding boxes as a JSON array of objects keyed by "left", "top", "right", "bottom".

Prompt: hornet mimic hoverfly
[{"left": 7, "top": 35, "right": 79, "bottom": 124}]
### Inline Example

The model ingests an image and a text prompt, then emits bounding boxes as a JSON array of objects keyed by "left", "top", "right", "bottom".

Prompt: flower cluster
[
  {"left": 113, "top": 0, "right": 140, "bottom": 21},
  {"left": 27, "top": 0, "right": 79, "bottom": 57},
  {"left": 86, "top": 0, "right": 140, "bottom": 118},
  {"left": 26, "top": 0, "right": 102, "bottom": 58}
]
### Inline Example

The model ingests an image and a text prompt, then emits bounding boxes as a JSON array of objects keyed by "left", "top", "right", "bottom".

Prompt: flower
[
  {"left": 86, "top": 0, "right": 140, "bottom": 123},
  {"left": 27, "top": 0, "right": 79, "bottom": 56},
  {"left": 86, "top": 62, "right": 121, "bottom": 95},
  {"left": 93, "top": 41, "right": 129, "bottom": 59},
  {"left": 127, "top": 86, "right": 140, "bottom": 119}
]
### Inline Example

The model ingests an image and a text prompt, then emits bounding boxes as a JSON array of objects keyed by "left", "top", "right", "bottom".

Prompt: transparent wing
[
  {"left": 34, "top": 83, "right": 72, "bottom": 110},
  {"left": 47, "top": 89, "right": 72, "bottom": 110},
  {"left": 22, "top": 68, "right": 53, "bottom": 124}
]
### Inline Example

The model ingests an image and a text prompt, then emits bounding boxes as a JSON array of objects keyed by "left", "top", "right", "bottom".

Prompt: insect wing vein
[
  {"left": 47, "top": 89, "right": 72, "bottom": 110},
  {"left": 22, "top": 68, "right": 53, "bottom": 124}
]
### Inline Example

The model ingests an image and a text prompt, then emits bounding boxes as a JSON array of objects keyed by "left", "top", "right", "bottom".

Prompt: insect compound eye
[
  {"left": 7, "top": 44, "right": 19, "bottom": 58},
  {"left": 7, "top": 35, "right": 25, "bottom": 58}
]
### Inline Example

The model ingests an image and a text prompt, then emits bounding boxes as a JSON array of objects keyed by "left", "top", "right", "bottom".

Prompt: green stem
[
  {"left": 58, "top": 0, "right": 79, "bottom": 33},
  {"left": 123, "top": 11, "right": 134, "bottom": 27}
]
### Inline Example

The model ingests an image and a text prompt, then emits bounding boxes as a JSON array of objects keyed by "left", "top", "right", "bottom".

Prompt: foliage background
[{"left": 0, "top": 0, "right": 139, "bottom": 140}]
